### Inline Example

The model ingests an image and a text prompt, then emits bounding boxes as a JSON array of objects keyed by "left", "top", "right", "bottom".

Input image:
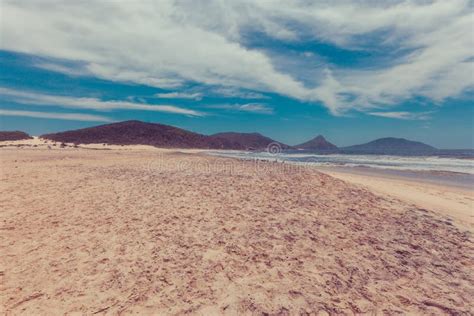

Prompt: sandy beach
[
  {"left": 1, "top": 144, "right": 473, "bottom": 314},
  {"left": 316, "top": 166, "right": 474, "bottom": 233}
]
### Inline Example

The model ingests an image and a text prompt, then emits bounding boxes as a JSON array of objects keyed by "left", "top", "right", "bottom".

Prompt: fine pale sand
[
  {"left": 1, "top": 145, "right": 473, "bottom": 315},
  {"left": 317, "top": 167, "right": 474, "bottom": 233}
]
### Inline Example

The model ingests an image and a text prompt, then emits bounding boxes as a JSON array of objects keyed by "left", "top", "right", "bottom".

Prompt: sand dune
[{"left": 0, "top": 147, "right": 473, "bottom": 314}]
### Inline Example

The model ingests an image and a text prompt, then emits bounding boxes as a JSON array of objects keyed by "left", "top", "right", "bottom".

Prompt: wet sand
[
  {"left": 1, "top": 145, "right": 473, "bottom": 314},
  {"left": 317, "top": 165, "right": 474, "bottom": 190},
  {"left": 317, "top": 166, "right": 474, "bottom": 232}
]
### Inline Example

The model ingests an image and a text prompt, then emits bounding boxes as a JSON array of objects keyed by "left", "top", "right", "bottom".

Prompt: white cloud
[
  {"left": 368, "top": 111, "right": 432, "bottom": 120},
  {"left": 238, "top": 103, "right": 274, "bottom": 114},
  {"left": 0, "top": 109, "right": 113, "bottom": 122},
  {"left": 212, "top": 87, "right": 268, "bottom": 99},
  {"left": 33, "top": 62, "right": 89, "bottom": 77},
  {"left": 0, "top": 87, "right": 202, "bottom": 116},
  {"left": 206, "top": 103, "right": 273, "bottom": 114},
  {"left": 1, "top": 0, "right": 472, "bottom": 114},
  {"left": 154, "top": 92, "right": 203, "bottom": 101}
]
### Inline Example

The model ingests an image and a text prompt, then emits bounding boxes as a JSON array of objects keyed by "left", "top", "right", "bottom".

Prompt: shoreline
[
  {"left": 316, "top": 165, "right": 473, "bottom": 232},
  {"left": 207, "top": 149, "right": 474, "bottom": 177},
  {"left": 207, "top": 152, "right": 474, "bottom": 231},
  {"left": 315, "top": 165, "right": 474, "bottom": 190}
]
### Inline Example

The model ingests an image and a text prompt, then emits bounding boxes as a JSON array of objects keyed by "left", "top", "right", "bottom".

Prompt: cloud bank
[{"left": 1, "top": 0, "right": 472, "bottom": 114}]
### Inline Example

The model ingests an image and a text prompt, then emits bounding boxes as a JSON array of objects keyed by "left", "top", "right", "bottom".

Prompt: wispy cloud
[
  {"left": 0, "top": 87, "right": 203, "bottom": 116},
  {"left": 368, "top": 111, "right": 432, "bottom": 120},
  {"left": 34, "top": 62, "right": 88, "bottom": 77},
  {"left": 0, "top": 109, "right": 113, "bottom": 122},
  {"left": 239, "top": 103, "right": 274, "bottom": 114},
  {"left": 154, "top": 92, "right": 203, "bottom": 100},
  {"left": 206, "top": 103, "right": 273, "bottom": 114},
  {"left": 212, "top": 87, "right": 268, "bottom": 99}
]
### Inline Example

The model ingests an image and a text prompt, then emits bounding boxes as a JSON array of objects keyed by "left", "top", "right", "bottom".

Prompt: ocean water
[{"left": 209, "top": 151, "right": 474, "bottom": 175}]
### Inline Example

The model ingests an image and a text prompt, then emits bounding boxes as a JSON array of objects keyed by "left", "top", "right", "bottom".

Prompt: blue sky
[{"left": 0, "top": 1, "right": 473, "bottom": 148}]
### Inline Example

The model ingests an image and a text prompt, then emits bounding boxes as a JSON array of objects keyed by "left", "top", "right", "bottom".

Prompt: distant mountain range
[
  {"left": 1, "top": 120, "right": 448, "bottom": 155},
  {"left": 295, "top": 135, "right": 338, "bottom": 152},
  {"left": 0, "top": 131, "right": 32, "bottom": 141},
  {"left": 340, "top": 137, "right": 437, "bottom": 155},
  {"left": 293, "top": 136, "right": 438, "bottom": 155},
  {"left": 39, "top": 120, "right": 287, "bottom": 150}
]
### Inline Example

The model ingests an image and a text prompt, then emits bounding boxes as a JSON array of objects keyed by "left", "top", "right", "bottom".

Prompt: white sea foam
[{"left": 209, "top": 151, "right": 474, "bottom": 175}]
